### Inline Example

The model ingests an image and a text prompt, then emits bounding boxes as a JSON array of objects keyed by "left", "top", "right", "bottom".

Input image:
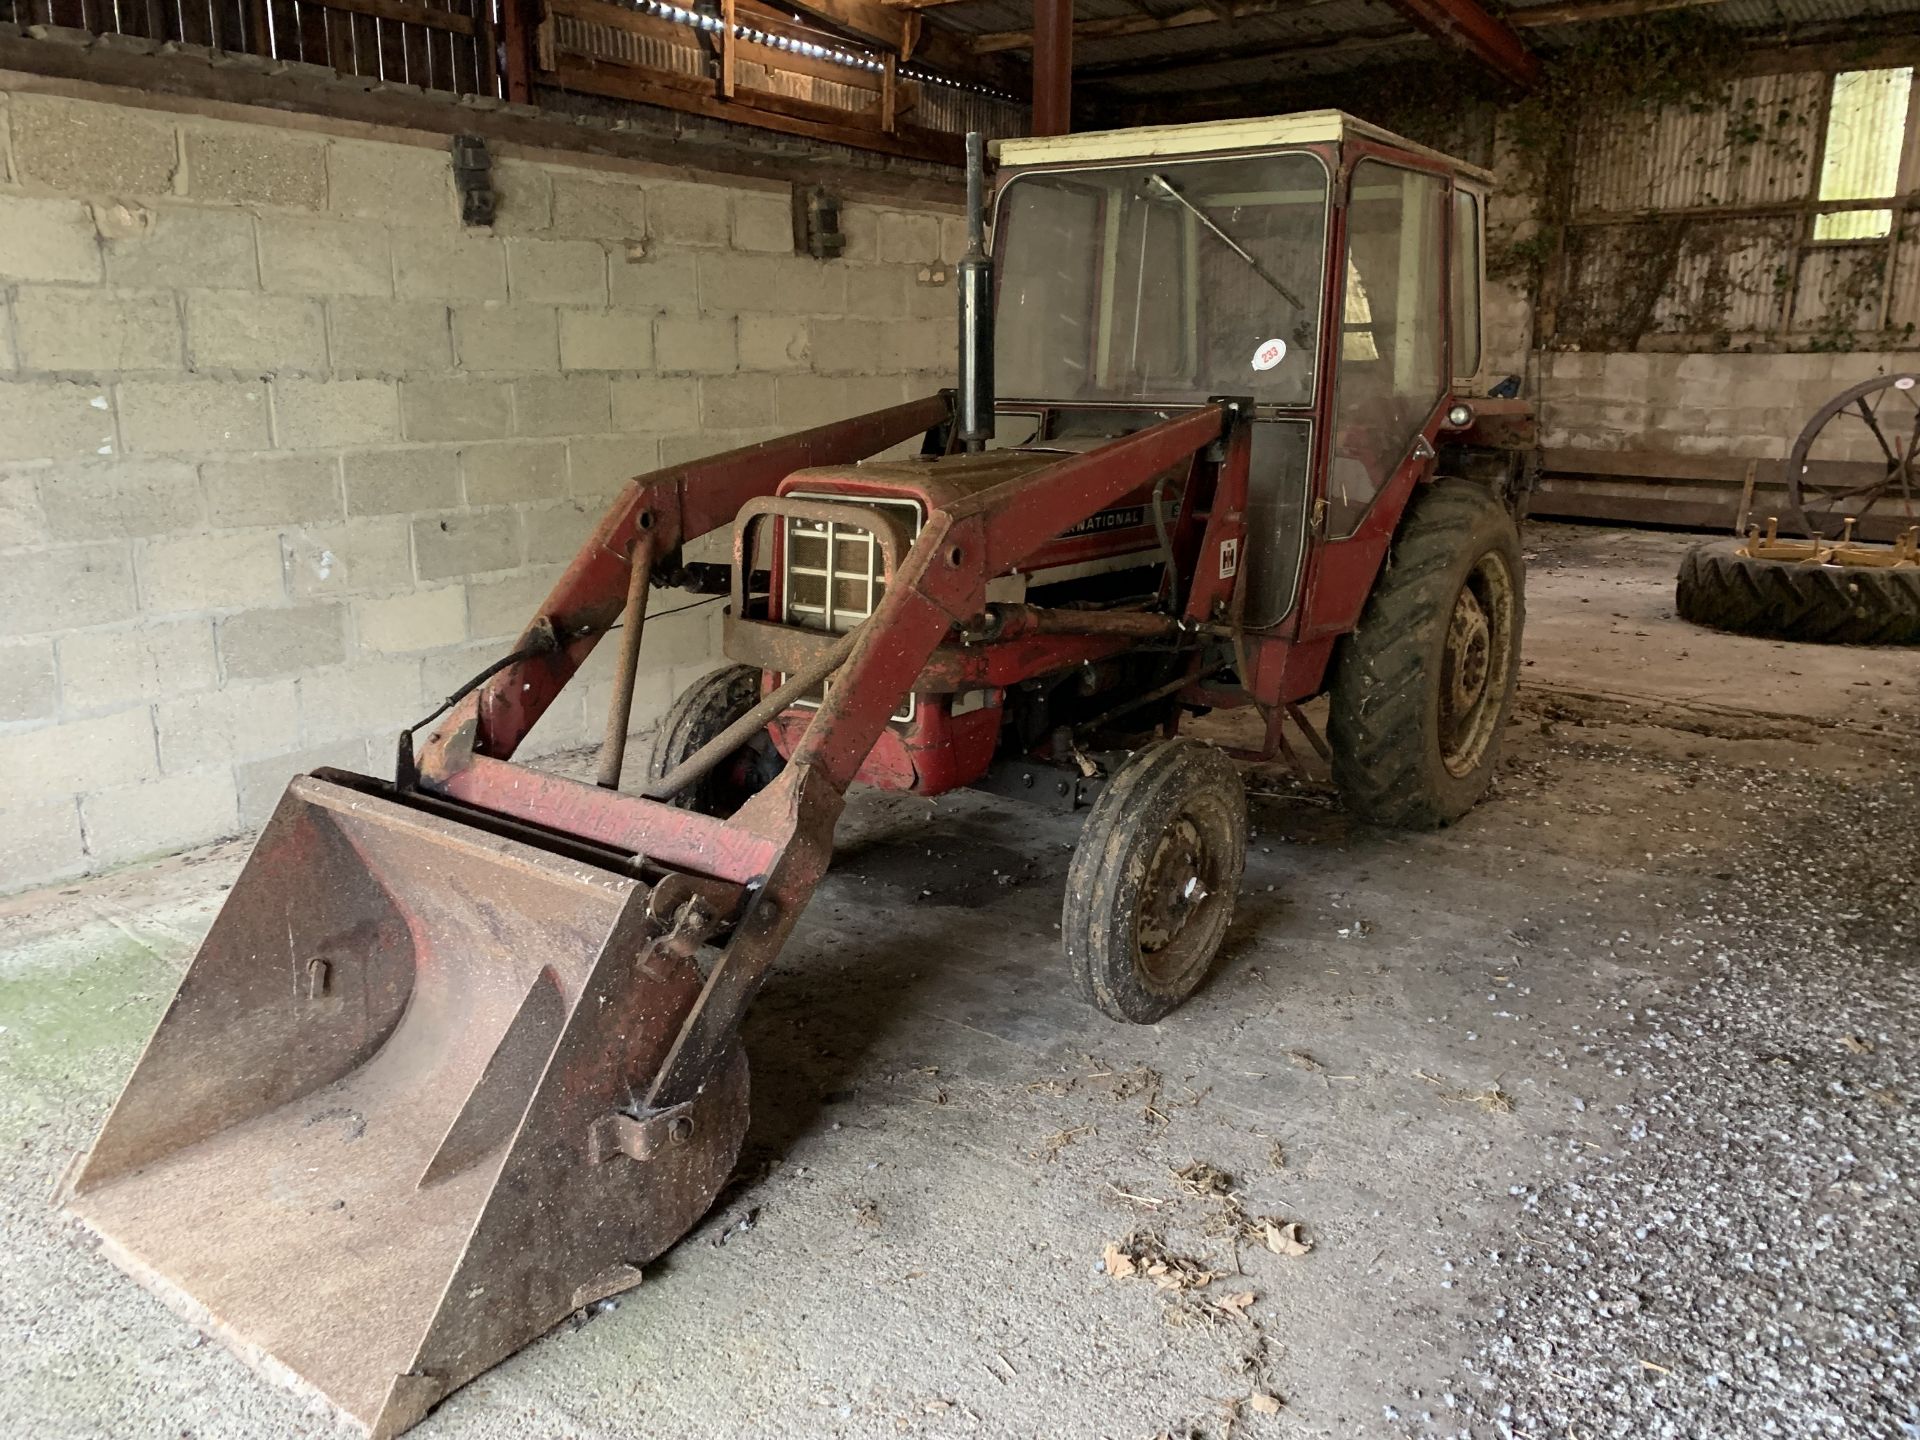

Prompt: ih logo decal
[{"left": 1219, "top": 537, "right": 1240, "bottom": 579}]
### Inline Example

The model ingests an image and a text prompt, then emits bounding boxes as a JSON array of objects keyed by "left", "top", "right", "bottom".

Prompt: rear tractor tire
[
  {"left": 1328, "top": 478, "right": 1525, "bottom": 830},
  {"left": 1063, "top": 739, "right": 1248, "bottom": 1024},
  {"left": 644, "top": 664, "right": 784, "bottom": 818},
  {"left": 1676, "top": 539, "right": 1920, "bottom": 645}
]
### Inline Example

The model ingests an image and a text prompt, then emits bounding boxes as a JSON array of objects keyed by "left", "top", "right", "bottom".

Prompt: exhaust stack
[{"left": 956, "top": 131, "right": 995, "bottom": 453}]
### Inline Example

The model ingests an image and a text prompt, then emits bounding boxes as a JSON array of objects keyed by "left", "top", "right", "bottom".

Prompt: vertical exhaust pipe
[{"left": 956, "top": 131, "right": 995, "bottom": 454}]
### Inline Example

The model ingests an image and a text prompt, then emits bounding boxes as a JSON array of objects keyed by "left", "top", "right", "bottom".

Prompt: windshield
[{"left": 994, "top": 152, "right": 1329, "bottom": 408}]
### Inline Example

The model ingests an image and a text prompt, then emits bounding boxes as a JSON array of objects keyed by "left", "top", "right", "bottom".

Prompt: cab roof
[{"left": 991, "top": 110, "right": 1493, "bottom": 185}]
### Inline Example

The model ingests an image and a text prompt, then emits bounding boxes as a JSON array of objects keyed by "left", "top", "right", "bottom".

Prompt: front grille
[{"left": 781, "top": 493, "right": 924, "bottom": 723}]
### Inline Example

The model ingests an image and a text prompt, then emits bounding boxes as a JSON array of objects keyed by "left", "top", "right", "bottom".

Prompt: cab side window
[{"left": 1452, "top": 189, "right": 1482, "bottom": 380}]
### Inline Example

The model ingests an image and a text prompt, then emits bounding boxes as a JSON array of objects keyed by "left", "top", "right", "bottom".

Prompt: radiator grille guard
[{"left": 782, "top": 493, "right": 923, "bottom": 723}]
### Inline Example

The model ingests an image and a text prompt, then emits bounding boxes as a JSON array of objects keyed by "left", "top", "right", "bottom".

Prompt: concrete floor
[{"left": 3, "top": 524, "right": 1916, "bottom": 1439}]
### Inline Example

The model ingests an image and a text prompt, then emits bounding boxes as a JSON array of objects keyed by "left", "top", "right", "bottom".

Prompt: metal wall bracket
[{"left": 451, "top": 133, "right": 496, "bottom": 227}]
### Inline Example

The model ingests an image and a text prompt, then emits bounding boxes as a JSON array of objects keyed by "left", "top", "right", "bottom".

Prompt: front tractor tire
[
  {"left": 1328, "top": 478, "right": 1524, "bottom": 830},
  {"left": 644, "top": 664, "right": 783, "bottom": 817},
  {"left": 1063, "top": 739, "right": 1248, "bottom": 1024}
]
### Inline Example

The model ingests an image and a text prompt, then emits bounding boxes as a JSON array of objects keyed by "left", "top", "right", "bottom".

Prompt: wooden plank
[
  {"left": 719, "top": 0, "right": 734, "bottom": 97},
  {"left": 300, "top": 0, "right": 475, "bottom": 35},
  {"left": 475, "top": 0, "right": 498, "bottom": 94},
  {"left": 547, "top": 53, "right": 962, "bottom": 163}
]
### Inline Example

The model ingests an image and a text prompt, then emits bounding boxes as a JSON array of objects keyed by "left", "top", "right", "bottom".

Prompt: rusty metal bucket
[{"left": 65, "top": 772, "right": 748, "bottom": 1438}]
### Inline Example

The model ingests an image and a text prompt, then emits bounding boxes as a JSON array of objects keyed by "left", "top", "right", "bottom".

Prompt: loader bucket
[{"left": 65, "top": 772, "right": 749, "bottom": 1438}]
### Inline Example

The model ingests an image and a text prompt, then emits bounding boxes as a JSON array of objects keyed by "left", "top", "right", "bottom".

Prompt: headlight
[{"left": 1445, "top": 402, "right": 1474, "bottom": 428}]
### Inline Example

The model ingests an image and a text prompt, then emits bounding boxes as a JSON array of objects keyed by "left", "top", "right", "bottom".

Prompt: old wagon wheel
[{"left": 1786, "top": 373, "right": 1920, "bottom": 540}]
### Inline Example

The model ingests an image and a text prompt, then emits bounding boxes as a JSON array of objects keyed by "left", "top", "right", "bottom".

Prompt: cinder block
[
  {"left": 155, "top": 678, "right": 301, "bottom": 771},
  {"left": 695, "top": 252, "right": 843, "bottom": 315},
  {"left": 808, "top": 317, "right": 888, "bottom": 376},
  {"left": 559, "top": 309, "right": 652, "bottom": 371},
  {"left": 610, "top": 375, "right": 699, "bottom": 432},
  {"left": 82, "top": 769, "right": 240, "bottom": 865},
  {"left": 0, "top": 797, "right": 89, "bottom": 892},
  {"left": 41, "top": 460, "right": 201, "bottom": 540},
  {"left": 413, "top": 509, "right": 520, "bottom": 580},
  {"left": 185, "top": 290, "right": 326, "bottom": 374},
  {"left": 400, "top": 378, "right": 512, "bottom": 441},
  {"left": 939, "top": 215, "right": 965, "bottom": 266},
  {"left": 235, "top": 739, "right": 368, "bottom": 825},
  {"left": 273, "top": 379, "right": 399, "bottom": 449},
  {"left": 330, "top": 297, "right": 452, "bottom": 377},
  {"left": 462, "top": 439, "right": 568, "bottom": 506},
  {"left": 490, "top": 160, "right": 553, "bottom": 235},
  {"left": 885, "top": 317, "right": 949, "bottom": 372},
  {"left": 700, "top": 374, "right": 775, "bottom": 429},
  {"left": 353, "top": 585, "right": 467, "bottom": 653},
  {"left": 295, "top": 656, "right": 426, "bottom": 743},
  {"left": 120, "top": 379, "right": 270, "bottom": 453},
  {"left": 522, "top": 501, "right": 597, "bottom": 564},
  {"left": 202, "top": 453, "right": 342, "bottom": 527},
  {"left": 513, "top": 376, "right": 610, "bottom": 435},
  {"left": 506, "top": 238, "right": 608, "bottom": 306},
  {"left": 140, "top": 528, "right": 285, "bottom": 613},
  {"left": 467, "top": 565, "right": 562, "bottom": 640},
  {"left": 11, "top": 96, "right": 177, "bottom": 195},
  {"left": 217, "top": 602, "right": 346, "bottom": 679},
  {"left": 393, "top": 229, "right": 507, "bottom": 302},
  {"left": 58, "top": 617, "right": 216, "bottom": 713},
  {"left": 0, "top": 706, "right": 157, "bottom": 796},
  {"left": 645, "top": 181, "right": 730, "bottom": 248},
  {"left": 453, "top": 304, "right": 559, "bottom": 373},
  {"left": 328, "top": 139, "right": 453, "bottom": 228},
  {"left": 878, "top": 212, "right": 941, "bottom": 265},
  {"left": 738, "top": 315, "right": 810, "bottom": 371},
  {"left": 838, "top": 204, "right": 880, "bottom": 262},
  {"left": 185, "top": 124, "right": 327, "bottom": 209},
  {"left": 0, "top": 639, "right": 59, "bottom": 723},
  {"left": 343, "top": 447, "right": 460, "bottom": 515},
  {"left": 0, "top": 379, "right": 118, "bottom": 462},
  {"left": 551, "top": 175, "right": 647, "bottom": 241},
  {"left": 0, "top": 542, "right": 138, "bottom": 636},
  {"left": 843, "top": 266, "right": 909, "bottom": 319},
  {"left": 0, "top": 195, "right": 103, "bottom": 282},
  {"left": 905, "top": 272, "right": 953, "bottom": 320},
  {"left": 260, "top": 215, "right": 392, "bottom": 298},
  {"left": 731, "top": 190, "right": 792, "bottom": 254},
  {"left": 104, "top": 206, "right": 256, "bottom": 290},
  {"left": 609, "top": 252, "right": 698, "bottom": 314},
  {"left": 775, "top": 373, "right": 864, "bottom": 426},
  {"left": 282, "top": 518, "right": 412, "bottom": 598},
  {"left": 567, "top": 433, "right": 657, "bottom": 498},
  {"left": 423, "top": 641, "right": 516, "bottom": 703},
  {"left": 654, "top": 316, "right": 736, "bottom": 375},
  {"left": 0, "top": 473, "right": 42, "bottom": 548}
]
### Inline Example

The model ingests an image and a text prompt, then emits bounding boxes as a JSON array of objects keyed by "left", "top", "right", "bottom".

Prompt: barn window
[{"left": 1812, "top": 67, "right": 1913, "bottom": 242}]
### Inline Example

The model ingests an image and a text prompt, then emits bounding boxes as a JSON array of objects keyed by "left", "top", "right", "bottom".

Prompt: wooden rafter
[{"left": 970, "top": 0, "right": 1279, "bottom": 56}]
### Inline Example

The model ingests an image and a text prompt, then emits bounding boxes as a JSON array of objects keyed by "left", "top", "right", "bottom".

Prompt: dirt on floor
[{"left": 1, "top": 523, "right": 1916, "bottom": 1440}]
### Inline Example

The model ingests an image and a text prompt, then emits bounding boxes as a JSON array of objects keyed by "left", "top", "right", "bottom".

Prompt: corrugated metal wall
[{"left": 1552, "top": 66, "right": 1915, "bottom": 350}]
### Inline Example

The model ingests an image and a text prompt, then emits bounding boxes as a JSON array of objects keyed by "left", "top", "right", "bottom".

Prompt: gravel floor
[{"left": 1427, "top": 756, "right": 1919, "bottom": 1440}]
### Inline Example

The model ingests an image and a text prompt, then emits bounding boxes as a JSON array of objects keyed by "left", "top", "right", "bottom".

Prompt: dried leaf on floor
[
  {"left": 1248, "top": 1392, "right": 1283, "bottom": 1415},
  {"left": 1214, "top": 1290, "right": 1256, "bottom": 1317},
  {"left": 1261, "top": 1221, "right": 1311, "bottom": 1257},
  {"left": 1030, "top": 1125, "right": 1093, "bottom": 1162},
  {"left": 1172, "top": 1160, "right": 1234, "bottom": 1199},
  {"left": 1841, "top": 1034, "right": 1875, "bottom": 1054},
  {"left": 1102, "top": 1242, "right": 1137, "bottom": 1279},
  {"left": 1285, "top": 1050, "right": 1324, "bottom": 1073},
  {"left": 1443, "top": 1086, "right": 1515, "bottom": 1114}
]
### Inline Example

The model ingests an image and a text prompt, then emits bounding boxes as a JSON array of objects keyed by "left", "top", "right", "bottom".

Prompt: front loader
[{"left": 67, "top": 113, "right": 1534, "bottom": 1435}]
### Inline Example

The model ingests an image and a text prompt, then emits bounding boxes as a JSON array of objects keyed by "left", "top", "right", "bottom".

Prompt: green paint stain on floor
[{"left": 0, "top": 929, "right": 188, "bottom": 1146}]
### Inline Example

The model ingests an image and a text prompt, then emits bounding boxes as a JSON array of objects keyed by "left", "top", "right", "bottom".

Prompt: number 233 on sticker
[{"left": 1251, "top": 338, "right": 1287, "bottom": 371}]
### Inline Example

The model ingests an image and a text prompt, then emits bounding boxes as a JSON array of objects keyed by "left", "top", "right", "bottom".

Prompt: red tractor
[{"left": 68, "top": 113, "right": 1533, "bottom": 1438}]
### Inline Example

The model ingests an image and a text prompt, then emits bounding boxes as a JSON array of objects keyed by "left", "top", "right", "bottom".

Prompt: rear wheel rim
[{"left": 1438, "top": 551, "right": 1516, "bottom": 779}]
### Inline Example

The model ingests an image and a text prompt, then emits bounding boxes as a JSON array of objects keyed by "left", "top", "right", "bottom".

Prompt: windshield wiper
[{"left": 1147, "top": 172, "right": 1304, "bottom": 311}]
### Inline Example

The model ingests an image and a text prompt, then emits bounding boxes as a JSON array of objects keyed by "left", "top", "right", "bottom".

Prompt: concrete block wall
[
  {"left": 1536, "top": 351, "right": 1911, "bottom": 461},
  {"left": 0, "top": 87, "right": 964, "bottom": 892}
]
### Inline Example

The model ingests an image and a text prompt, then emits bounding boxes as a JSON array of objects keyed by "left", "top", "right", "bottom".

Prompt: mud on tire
[
  {"left": 1676, "top": 539, "right": 1920, "bottom": 646},
  {"left": 644, "top": 664, "right": 783, "bottom": 816},
  {"left": 1063, "top": 738, "right": 1248, "bottom": 1024},
  {"left": 1327, "top": 478, "right": 1524, "bottom": 830}
]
